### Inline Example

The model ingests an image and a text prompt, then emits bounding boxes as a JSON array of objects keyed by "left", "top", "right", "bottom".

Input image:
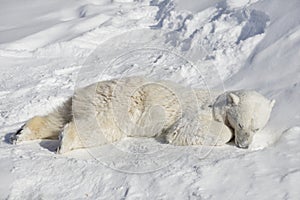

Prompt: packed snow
[{"left": 0, "top": 0, "right": 299, "bottom": 199}]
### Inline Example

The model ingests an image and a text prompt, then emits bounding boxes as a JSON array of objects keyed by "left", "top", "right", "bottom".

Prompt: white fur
[
  {"left": 13, "top": 77, "right": 275, "bottom": 153},
  {"left": 213, "top": 90, "right": 275, "bottom": 148}
]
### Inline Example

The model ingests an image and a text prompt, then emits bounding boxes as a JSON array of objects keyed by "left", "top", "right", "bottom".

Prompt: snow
[{"left": 0, "top": 0, "right": 299, "bottom": 199}]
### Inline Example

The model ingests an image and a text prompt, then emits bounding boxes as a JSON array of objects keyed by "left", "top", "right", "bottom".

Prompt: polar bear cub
[{"left": 11, "top": 77, "right": 275, "bottom": 153}]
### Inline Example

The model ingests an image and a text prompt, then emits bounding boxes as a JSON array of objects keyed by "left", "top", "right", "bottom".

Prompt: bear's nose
[
  {"left": 237, "top": 141, "right": 249, "bottom": 149},
  {"left": 238, "top": 144, "right": 248, "bottom": 149}
]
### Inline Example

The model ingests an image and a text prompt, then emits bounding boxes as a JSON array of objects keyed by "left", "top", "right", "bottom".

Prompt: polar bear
[
  {"left": 212, "top": 91, "right": 276, "bottom": 148},
  {"left": 165, "top": 90, "right": 276, "bottom": 148},
  {"left": 11, "top": 76, "right": 275, "bottom": 153}
]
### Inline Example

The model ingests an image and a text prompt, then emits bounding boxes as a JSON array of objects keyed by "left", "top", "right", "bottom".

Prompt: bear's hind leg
[
  {"left": 11, "top": 98, "right": 72, "bottom": 144},
  {"left": 11, "top": 116, "right": 61, "bottom": 144},
  {"left": 57, "top": 121, "right": 84, "bottom": 154}
]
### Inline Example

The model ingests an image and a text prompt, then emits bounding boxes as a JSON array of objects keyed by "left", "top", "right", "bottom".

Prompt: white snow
[{"left": 0, "top": 0, "right": 299, "bottom": 199}]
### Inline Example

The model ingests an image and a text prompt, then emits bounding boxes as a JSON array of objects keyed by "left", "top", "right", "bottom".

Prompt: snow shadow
[
  {"left": 39, "top": 140, "right": 60, "bottom": 152},
  {"left": 3, "top": 132, "right": 59, "bottom": 152},
  {"left": 237, "top": 10, "right": 270, "bottom": 44},
  {"left": 3, "top": 132, "right": 15, "bottom": 144}
]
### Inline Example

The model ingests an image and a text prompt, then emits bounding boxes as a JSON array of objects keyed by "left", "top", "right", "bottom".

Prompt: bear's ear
[
  {"left": 228, "top": 93, "right": 240, "bottom": 105},
  {"left": 270, "top": 99, "right": 276, "bottom": 108}
]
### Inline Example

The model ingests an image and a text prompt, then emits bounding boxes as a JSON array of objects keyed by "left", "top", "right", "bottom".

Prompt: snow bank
[{"left": 0, "top": 0, "right": 299, "bottom": 199}]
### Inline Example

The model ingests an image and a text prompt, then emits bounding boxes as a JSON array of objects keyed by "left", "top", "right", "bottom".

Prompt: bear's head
[{"left": 225, "top": 91, "right": 275, "bottom": 148}]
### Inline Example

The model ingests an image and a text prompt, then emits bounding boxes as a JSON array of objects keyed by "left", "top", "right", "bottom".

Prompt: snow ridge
[{"left": 0, "top": 0, "right": 299, "bottom": 199}]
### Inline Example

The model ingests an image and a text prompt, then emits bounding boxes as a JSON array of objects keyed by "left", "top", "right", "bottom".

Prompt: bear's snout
[
  {"left": 236, "top": 140, "right": 249, "bottom": 149},
  {"left": 235, "top": 130, "right": 254, "bottom": 149}
]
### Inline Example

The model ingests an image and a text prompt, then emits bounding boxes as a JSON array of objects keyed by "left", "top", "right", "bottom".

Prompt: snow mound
[{"left": 0, "top": 0, "right": 299, "bottom": 199}]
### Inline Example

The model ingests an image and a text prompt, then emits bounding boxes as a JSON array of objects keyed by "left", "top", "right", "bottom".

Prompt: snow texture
[{"left": 0, "top": 0, "right": 299, "bottom": 199}]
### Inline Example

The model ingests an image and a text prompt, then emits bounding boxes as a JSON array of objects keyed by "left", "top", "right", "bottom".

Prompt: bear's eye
[
  {"left": 253, "top": 128, "right": 259, "bottom": 132},
  {"left": 238, "top": 124, "right": 243, "bottom": 129}
]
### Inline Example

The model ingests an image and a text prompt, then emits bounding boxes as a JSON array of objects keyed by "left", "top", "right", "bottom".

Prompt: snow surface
[{"left": 0, "top": 0, "right": 299, "bottom": 199}]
